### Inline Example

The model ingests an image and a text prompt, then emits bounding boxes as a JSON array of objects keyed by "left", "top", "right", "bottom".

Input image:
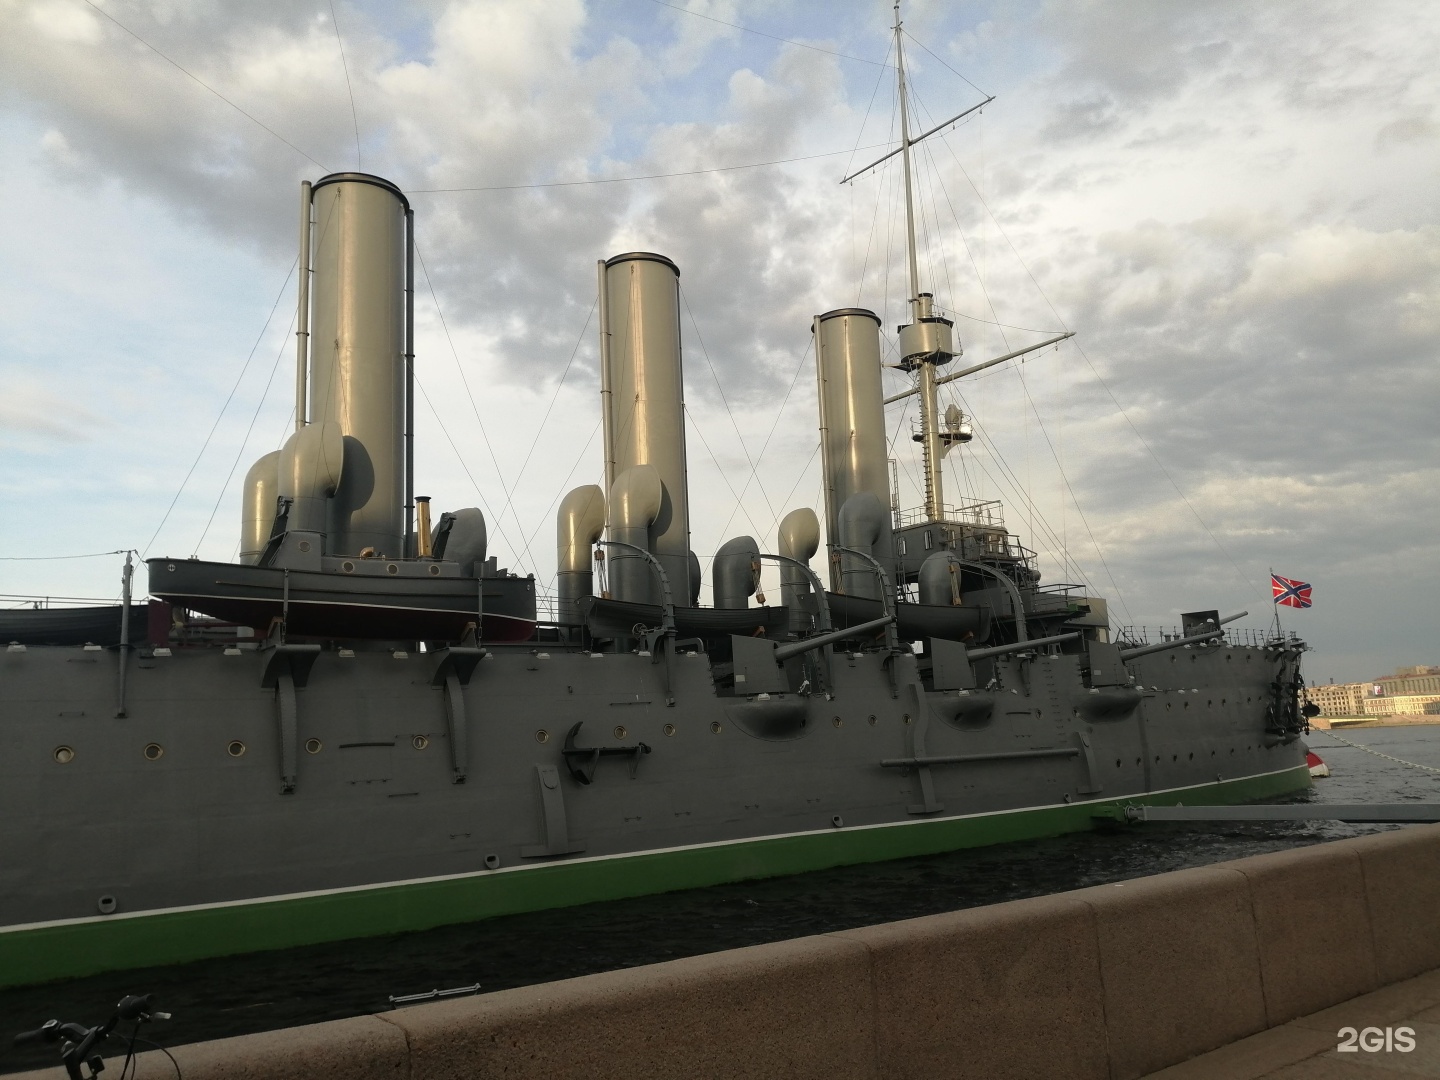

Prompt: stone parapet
[{"left": 13, "top": 824, "right": 1440, "bottom": 1080}]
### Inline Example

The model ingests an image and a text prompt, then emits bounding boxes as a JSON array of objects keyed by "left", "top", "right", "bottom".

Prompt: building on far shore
[
  {"left": 1306, "top": 665, "right": 1440, "bottom": 721},
  {"left": 1307, "top": 681, "right": 1367, "bottom": 719}
]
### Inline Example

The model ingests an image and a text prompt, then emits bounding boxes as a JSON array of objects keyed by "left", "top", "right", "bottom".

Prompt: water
[{"left": 5, "top": 724, "right": 1439, "bottom": 1074}]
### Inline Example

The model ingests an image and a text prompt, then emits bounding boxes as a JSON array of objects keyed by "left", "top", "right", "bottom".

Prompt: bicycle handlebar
[
  {"left": 13, "top": 1020, "right": 90, "bottom": 1047},
  {"left": 115, "top": 995, "right": 153, "bottom": 1022}
]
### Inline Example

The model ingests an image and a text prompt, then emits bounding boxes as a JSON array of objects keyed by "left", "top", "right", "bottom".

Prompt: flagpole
[{"left": 1270, "top": 566, "right": 1283, "bottom": 642}]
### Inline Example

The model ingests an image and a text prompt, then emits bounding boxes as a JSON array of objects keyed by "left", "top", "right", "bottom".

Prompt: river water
[{"left": 5, "top": 723, "right": 1439, "bottom": 1073}]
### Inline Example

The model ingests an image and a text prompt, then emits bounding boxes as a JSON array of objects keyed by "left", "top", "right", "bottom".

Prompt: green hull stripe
[{"left": 0, "top": 766, "right": 1310, "bottom": 989}]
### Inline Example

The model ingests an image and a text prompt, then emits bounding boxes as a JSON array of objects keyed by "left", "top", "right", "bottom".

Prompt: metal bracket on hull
[
  {"left": 1074, "top": 731, "right": 1102, "bottom": 795},
  {"left": 259, "top": 644, "right": 320, "bottom": 794},
  {"left": 521, "top": 765, "right": 587, "bottom": 858},
  {"left": 561, "top": 721, "right": 652, "bottom": 784},
  {"left": 902, "top": 683, "right": 943, "bottom": 815},
  {"left": 430, "top": 647, "right": 486, "bottom": 784}
]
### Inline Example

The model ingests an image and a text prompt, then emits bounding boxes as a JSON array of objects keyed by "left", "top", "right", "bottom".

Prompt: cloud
[
  {"left": 0, "top": 375, "right": 104, "bottom": 443},
  {"left": 1, "top": 0, "right": 1437, "bottom": 679}
]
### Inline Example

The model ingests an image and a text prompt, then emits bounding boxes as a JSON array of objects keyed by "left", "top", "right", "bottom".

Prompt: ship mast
[{"left": 891, "top": 4, "right": 947, "bottom": 523}]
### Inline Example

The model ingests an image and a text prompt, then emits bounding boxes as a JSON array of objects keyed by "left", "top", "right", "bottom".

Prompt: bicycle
[{"left": 13, "top": 994, "right": 175, "bottom": 1080}]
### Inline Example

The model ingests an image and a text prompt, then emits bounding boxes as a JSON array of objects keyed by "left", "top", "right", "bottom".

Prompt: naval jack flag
[{"left": 1271, "top": 574, "right": 1313, "bottom": 609}]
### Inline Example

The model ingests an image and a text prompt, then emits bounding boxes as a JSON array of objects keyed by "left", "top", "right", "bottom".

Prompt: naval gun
[{"left": 729, "top": 614, "right": 895, "bottom": 695}]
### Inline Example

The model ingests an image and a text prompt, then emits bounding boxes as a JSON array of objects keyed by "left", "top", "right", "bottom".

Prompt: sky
[{"left": 1, "top": 0, "right": 1436, "bottom": 683}]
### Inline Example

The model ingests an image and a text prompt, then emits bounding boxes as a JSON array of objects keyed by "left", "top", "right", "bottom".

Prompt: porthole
[
  {"left": 867, "top": 714, "right": 877, "bottom": 726},
  {"left": 613, "top": 725, "right": 627, "bottom": 740},
  {"left": 342, "top": 561, "right": 355, "bottom": 573},
  {"left": 97, "top": 895, "right": 117, "bottom": 915},
  {"left": 298, "top": 540, "right": 311, "bottom": 553},
  {"left": 428, "top": 564, "right": 440, "bottom": 576},
  {"left": 412, "top": 735, "right": 429, "bottom": 750},
  {"left": 166, "top": 563, "right": 175, "bottom": 572},
  {"left": 535, "top": 729, "right": 549, "bottom": 744},
  {"left": 831, "top": 815, "right": 844, "bottom": 828},
  {"left": 902, "top": 713, "right": 912, "bottom": 725},
  {"left": 663, "top": 723, "right": 677, "bottom": 737},
  {"left": 227, "top": 740, "right": 247, "bottom": 758},
  {"left": 142, "top": 743, "right": 164, "bottom": 761},
  {"left": 483, "top": 854, "right": 501, "bottom": 870},
  {"left": 305, "top": 738, "right": 323, "bottom": 754},
  {"left": 386, "top": 563, "right": 399, "bottom": 575},
  {"left": 832, "top": 715, "right": 843, "bottom": 728},
  {"left": 710, "top": 721, "right": 723, "bottom": 734},
  {"left": 53, "top": 746, "right": 75, "bottom": 764}
]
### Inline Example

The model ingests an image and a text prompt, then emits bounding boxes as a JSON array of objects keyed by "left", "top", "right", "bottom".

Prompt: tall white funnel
[
  {"left": 308, "top": 173, "right": 409, "bottom": 557},
  {"left": 814, "top": 308, "right": 892, "bottom": 589},
  {"left": 600, "top": 252, "right": 692, "bottom": 605}
]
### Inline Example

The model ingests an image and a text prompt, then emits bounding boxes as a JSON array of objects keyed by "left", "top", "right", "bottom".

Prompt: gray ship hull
[{"left": 0, "top": 634, "right": 1309, "bottom": 988}]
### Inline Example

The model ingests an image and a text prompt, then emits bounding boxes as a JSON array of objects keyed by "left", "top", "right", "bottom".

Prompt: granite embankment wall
[{"left": 17, "top": 824, "right": 1440, "bottom": 1080}]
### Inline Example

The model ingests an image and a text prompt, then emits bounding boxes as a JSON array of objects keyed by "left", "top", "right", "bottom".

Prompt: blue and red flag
[{"left": 1271, "top": 574, "right": 1312, "bottom": 609}]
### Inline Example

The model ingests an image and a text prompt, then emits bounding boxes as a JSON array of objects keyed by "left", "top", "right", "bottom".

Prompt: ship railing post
[{"left": 114, "top": 550, "right": 133, "bottom": 718}]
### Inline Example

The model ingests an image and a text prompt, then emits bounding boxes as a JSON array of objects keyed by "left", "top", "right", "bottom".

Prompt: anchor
[{"left": 561, "top": 721, "right": 652, "bottom": 785}]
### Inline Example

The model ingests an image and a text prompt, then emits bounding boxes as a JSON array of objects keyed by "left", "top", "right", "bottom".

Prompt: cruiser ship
[{"left": 0, "top": 11, "right": 1312, "bottom": 989}]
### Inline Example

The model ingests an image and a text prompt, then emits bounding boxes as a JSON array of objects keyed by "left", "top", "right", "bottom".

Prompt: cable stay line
[
  {"left": 887, "top": 84, "right": 1129, "bottom": 612},
  {"left": 901, "top": 29, "right": 991, "bottom": 98},
  {"left": 679, "top": 286, "right": 779, "bottom": 530},
  {"left": 409, "top": 143, "right": 894, "bottom": 194},
  {"left": 0, "top": 551, "right": 129, "bottom": 562},
  {"left": 710, "top": 337, "right": 816, "bottom": 549},
  {"left": 518, "top": 418, "right": 605, "bottom": 601},
  {"left": 79, "top": 0, "right": 328, "bottom": 170},
  {"left": 918, "top": 112, "right": 1257, "bottom": 597},
  {"left": 489, "top": 297, "right": 597, "bottom": 559},
  {"left": 327, "top": 0, "right": 362, "bottom": 170},
  {"left": 684, "top": 406, "right": 767, "bottom": 550},
  {"left": 194, "top": 307, "right": 299, "bottom": 556},
  {"left": 142, "top": 257, "right": 299, "bottom": 559},
  {"left": 412, "top": 242, "right": 533, "bottom": 577}
]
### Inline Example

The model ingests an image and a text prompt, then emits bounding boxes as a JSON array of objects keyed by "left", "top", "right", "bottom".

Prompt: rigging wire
[
  {"left": 933, "top": 305, "right": 1069, "bottom": 335},
  {"left": 409, "top": 371, "right": 510, "bottom": 546},
  {"left": 685, "top": 406, "right": 767, "bottom": 544},
  {"left": 841, "top": 37, "right": 897, "bottom": 181},
  {"left": 0, "top": 551, "right": 129, "bottom": 561},
  {"left": 710, "top": 337, "right": 816, "bottom": 549},
  {"left": 679, "top": 286, "right": 779, "bottom": 528},
  {"left": 141, "top": 256, "right": 299, "bottom": 559},
  {"left": 408, "top": 144, "right": 894, "bottom": 193},
  {"left": 518, "top": 418, "right": 604, "bottom": 599},
  {"left": 926, "top": 121, "right": 1258, "bottom": 596},
  {"left": 901, "top": 29, "right": 990, "bottom": 99},
  {"left": 644, "top": 0, "right": 892, "bottom": 68},
  {"left": 488, "top": 297, "right": 598, "bottom": 555},
  {"left": 328, "top": 0, "right": 362, "bottom": 170},
  {"left": 78, "top": 0, "right": 328, "bottom": 170},
  {"left": 411, "top": 242, "right": 533, "bottom": 575},
  {"left": 906, "top": 87, "right": 1127, "bottom": 608},
  {"left": 193, "top": 307, "right": 299, "bottom": 555}
]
